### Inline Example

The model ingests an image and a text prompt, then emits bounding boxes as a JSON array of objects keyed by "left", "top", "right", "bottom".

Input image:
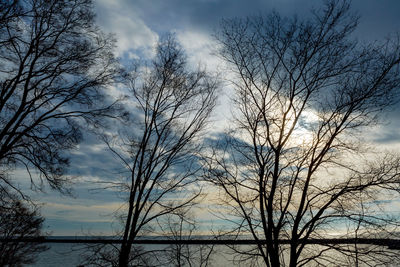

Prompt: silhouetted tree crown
[
  {"left": 89, "top": 35, "right": 219, "bottom": 267},
  {"left": 0, "top": 188, "right": 48, "bottom": 266},
  {"left": 205, "top": 0, "right": 400, "bottom": 266},
  {"left": 0, "top": 0, "right": 119, "bottom": 194}
]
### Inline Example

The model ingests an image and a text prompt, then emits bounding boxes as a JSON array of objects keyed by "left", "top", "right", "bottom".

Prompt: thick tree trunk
[
  {"left": 289, "top": 243, "right": 298, "bottom": 267},
  {"left": 118, "top": 242, "right": 132, "bottom": 267}
]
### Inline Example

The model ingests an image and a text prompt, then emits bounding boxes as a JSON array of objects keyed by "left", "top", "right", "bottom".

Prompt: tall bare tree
[
  {"left": 98, "top": 35, "right": 218, "bottom": 267},
  {"left": 204, "top": 0, "right": 400, "bottom": 266},
  {"left": 0, "top": 0, "right": 118, "bottom": 195}
]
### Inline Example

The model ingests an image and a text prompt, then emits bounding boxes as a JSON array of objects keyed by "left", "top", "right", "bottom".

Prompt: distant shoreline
[{"left": 1, "top": 237, "right": 399, "bottom": 249}]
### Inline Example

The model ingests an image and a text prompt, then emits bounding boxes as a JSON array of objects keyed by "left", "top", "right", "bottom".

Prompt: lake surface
[
  {"left": 26, "top": 243, "right": 83, "bottom": 267},
  {"left": 26, "top": 243, "right": 236, "bottom": 267},
  {"left": 24, "top": 241, "right": 400, "bottom": 267}
]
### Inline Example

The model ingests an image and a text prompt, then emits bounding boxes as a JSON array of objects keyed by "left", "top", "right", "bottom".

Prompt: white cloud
[
  {"left": 175, "top": 30, "right": 233, "bottom": 132},
  {"left": 176, "top": 30, "right": 222, "bottom": 72},
  {"left": 95, "top": 0, "right": 158, "bottom": 57}
]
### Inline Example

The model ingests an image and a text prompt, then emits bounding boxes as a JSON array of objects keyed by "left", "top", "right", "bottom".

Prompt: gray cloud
[
  {"left": 371, "top": 107, "right": 400, "bottom": 144},
  {"left": 99, "top": 0, "right": 400, "bottom": 40},
  {"left": 68, "top": 132, "right": 125, "bottom": 180}
]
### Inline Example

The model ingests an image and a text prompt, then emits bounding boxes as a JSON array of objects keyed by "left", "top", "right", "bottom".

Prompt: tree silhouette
[
  {"left": 0, "top": 0, "right": 119, "bottom": 196},
  {"left": 205, "top": 0, "right": 400, "bottom": 266},
  {"left": 156, "top": 208, "right": 215, "bottom": 267},
  {"left": 0, "top": 187, "right": 48, "bottom": 266},
  {"left": 93, "top": 35, "right": 219, "bottom": 267}
]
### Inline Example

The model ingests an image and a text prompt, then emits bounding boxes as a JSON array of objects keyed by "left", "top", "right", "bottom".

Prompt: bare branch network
[{"left": 1, "top": 0, "right": 400, "bottom": 266}]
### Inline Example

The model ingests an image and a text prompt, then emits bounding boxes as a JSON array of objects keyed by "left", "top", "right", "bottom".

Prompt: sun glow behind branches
[{"left": 289, "top": 110, "right": 320, "bottom": 148}]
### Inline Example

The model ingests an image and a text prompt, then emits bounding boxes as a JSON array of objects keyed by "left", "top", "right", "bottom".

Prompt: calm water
[
  {"left": 26, "top": 243, "right": 83, "bottom": 267},
  {"left": 25, "top": 242, "right": 400, "bottom": 267},
  {"left": 27, "top": 243, "right": 235, "bottom": 267}
]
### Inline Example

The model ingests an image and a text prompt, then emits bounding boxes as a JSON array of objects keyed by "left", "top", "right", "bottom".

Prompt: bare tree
[
  {"left": 0, "top": 187, "right": 48, "bottom": 266},
  {"left": 97, "top": 35, "right": 218, "bottom": 267},
  {"left": 0, "top": 0, "right": 118, "bottom": 195},
  {"left": 204, "top": 0, "right": 400, "bottom": 266},
  {"left": 157, "top": 208, "right": 215, "bottom": 267},
  {"left": 81, "top": 209, "right": 216, "bottom": 267}
]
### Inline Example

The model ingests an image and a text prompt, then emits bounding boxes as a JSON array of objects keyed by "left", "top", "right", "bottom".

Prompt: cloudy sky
[{"left": 24, "top": 0, "right": 400, "bottom": 236}]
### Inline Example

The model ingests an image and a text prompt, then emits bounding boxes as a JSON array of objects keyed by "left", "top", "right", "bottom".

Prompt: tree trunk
[
  {"left": 118, "top": 242, "right": 132, "bottom": 267},
  {"left": 289, "top": 243, "right": 297, "bottom": 267}
]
